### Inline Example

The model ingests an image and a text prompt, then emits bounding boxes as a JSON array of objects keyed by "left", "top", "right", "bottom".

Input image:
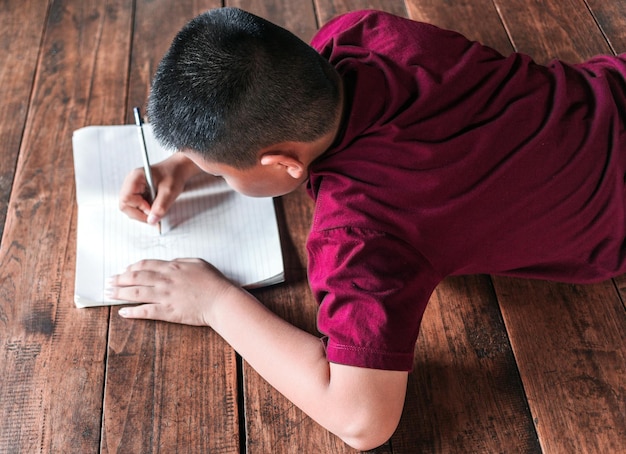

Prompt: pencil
[{"left": 133, "top": 106, "right": 162, "bottom": 235}]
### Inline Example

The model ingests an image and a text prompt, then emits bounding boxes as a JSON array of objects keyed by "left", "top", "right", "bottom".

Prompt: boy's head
[{"left": 147, "top": 7, "right": 341, "bottom": 169}]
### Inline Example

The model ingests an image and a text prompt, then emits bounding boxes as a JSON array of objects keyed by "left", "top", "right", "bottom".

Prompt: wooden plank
[
  {"left": 274, "top": 187, "right": 316, "bottom": 271},
  {"left": 405, "top": 0, "right": 513, "bottom": 54},
  {"left": 101, "top": 1, "right": 241, "bottom": 453},
  {"left": 585, "top": 0, "right": 626, "bottom": 53},
  {"left": 245, "top": 281, "right": 360, "bottom": 453},
  {"left": 0, "top": 0, "right": 132, "bottom": 452},
  {"left": 233, "top": 0, "right": 319, "bottom": 42},
  {"left": 125, "top": 0, "right": 221, "bottom": 118},
  {"left": 314, "top": 0, "right": 407, "bottom": 26},
  {"left": 0, "top": 0, "right": 50, "bottom": 240},
  {"left": 612, "top": 273, "right": 626, "bottom": 312},
  {"left": 494, "top": 278, "right": 626, "bottom": 453},
  {"left": 396, "top": 276, "right": 540, "bottom": 453},
  {"left": 226, "top": 2, "right": 358, "bottom": 451},
  {"left": 490, "top": 0, "right": 626, "bottom": 451},
  {"left": 493, "top": 0, "right": 612, "bottom": 63},
  {"left": 102, "top": 322, "right": 241, "bottom": 453},
  {"left": 369, "top": 2, "right": 539, "bottom": 452}
]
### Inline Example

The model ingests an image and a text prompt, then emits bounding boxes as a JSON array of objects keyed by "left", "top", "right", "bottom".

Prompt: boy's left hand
[{"left": 107, "top": 258, "right": 236, "bottom": 326}]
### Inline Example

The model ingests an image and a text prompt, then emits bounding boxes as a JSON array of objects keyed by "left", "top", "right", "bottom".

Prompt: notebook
[{"left": 72, "top": 124, "right": 284, "bottom": 308}]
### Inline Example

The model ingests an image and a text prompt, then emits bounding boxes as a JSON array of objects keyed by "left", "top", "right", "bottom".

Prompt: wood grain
[
  {"left": 395, "top": 276, "right": 540, "bottom": 453},
  {"left": 275, "top": 187, "right": 315, "bottom": 271},
  {"left": 494, "top": 278, "right": 626, "bottom": 453},
  {"left": 125, "top": 0, "right": 222, "bottom": 121},
  {"left": 0, "top": 0, "right": 132, "bottom": 451},
  {"left": 0, "top": 0, "right": 51, "bottom": 240},
  {"left": 102, "top": 321, "right": 240, "bottom": 453},
  {"left": 314, "top": 0, "right": 407, "bottom": 26},
  {"left": 406, "top": 0, "right": 512, "bottom": 54},
  {"left": 585, "top": 0, "right": 626, "bottom": 53},
  {"left": 493, "top": 0, "right": 612, "bottom": 62},
  {"left": 490, "top": 0, "right": 626, "bottom": 452},
  {"left": 233, "top": 0, "right": 319, "bottom": 42},
  {"left": 101, "top": 1, "right": 241, "bottom": 453}
]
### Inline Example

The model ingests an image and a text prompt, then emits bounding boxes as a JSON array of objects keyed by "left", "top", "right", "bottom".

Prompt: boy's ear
[{"left": 260, "top": 153, "right": 305, "bottom": 180}]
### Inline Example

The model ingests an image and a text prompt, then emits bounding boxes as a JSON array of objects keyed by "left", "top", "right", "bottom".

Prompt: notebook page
[{"left": 72, "top": 124, "right": 284, "bottom": 307}]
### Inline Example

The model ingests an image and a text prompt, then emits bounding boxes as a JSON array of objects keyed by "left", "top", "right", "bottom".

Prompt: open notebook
[{"left": 72, "top": 124, "right": 284, "bottom": 308}]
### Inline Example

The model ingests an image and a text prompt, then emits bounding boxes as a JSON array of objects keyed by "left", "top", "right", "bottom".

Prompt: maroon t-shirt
[{"left": 307, "top": 10, "right": 626, "bottom": 370}]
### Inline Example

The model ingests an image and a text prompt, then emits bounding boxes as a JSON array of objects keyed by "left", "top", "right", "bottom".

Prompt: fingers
[
  {"left": 108, "top": 258, "right": 229, "bottom": 326},
  {"left": 106, "top": 276, "right": 158, "bottom": 304},
  {"left": 119, "top": 154, "right": 194, "bottom": 225},
  {"left": 108, "top": 272, "right": 180, "bottom": 323},
  {"left": 119, "top": 168, "right": 152, "bottom": 222},
  {"left": 117, "top": 301, "right": 193, "bottom": 325},
  {"left": 118, "top": 168, "right": 183, "bottom": 225},
  {"left": 107, "top": 259, "right": 196, "bottom": 303},
  {"left": 107, "top": 260, "right": 169, "bottom": 302},
  {"left": 146, "top": 185, "right": 179, "bottom": 225},
  {"left": 118, "top": 304, "right": 163, "bottom": 320}
]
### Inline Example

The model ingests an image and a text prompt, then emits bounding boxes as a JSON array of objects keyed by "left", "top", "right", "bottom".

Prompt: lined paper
[{"left": 72, "top": 124, "right": 284, "bottom": 308}]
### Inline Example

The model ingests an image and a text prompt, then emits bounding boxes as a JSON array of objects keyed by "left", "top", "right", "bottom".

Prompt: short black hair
[{"left": 148, "top": 7, "right": 341, "bottom": 168}]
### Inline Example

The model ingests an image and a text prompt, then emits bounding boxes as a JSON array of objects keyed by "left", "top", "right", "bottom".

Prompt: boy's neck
[{"left": 304, "top": 75, "right": 346, "bottom": 165}]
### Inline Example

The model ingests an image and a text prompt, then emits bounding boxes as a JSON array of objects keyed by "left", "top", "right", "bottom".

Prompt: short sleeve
[{"left": 307, "top": 226, "right": 441, "bottom": 371}]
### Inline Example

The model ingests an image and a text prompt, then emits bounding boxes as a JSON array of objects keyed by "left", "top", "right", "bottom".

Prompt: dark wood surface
[{"left": 1, "top": 0, "right": 624, "bottom": 453}]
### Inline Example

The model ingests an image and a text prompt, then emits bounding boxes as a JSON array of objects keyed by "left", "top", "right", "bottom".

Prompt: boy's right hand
[{"left": 119, "top": 153, "right": 202, "bottom": 225}]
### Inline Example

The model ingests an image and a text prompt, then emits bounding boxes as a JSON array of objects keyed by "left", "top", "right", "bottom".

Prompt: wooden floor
[{"left": 1, "top": 0, "right": 625, "bottom": 452}]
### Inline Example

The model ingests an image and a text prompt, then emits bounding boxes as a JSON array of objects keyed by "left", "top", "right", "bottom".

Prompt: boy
[{"left": 108, "top": 7, "right": 626, "bottom": 450}]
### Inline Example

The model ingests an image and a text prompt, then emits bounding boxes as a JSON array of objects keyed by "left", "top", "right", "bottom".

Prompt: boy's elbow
[
  {"left": 326, "top": 364, "right": 407, "bottom": 450},
  {"left": 341, "top": 431, "right": 394, "bottom": 452},
  {"left": 337, "top": 414, "right": 400, "bottom": 451}
]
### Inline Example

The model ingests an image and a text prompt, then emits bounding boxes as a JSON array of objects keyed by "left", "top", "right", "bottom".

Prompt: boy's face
[{"left": 183, "top": 151, "right": 307, "bottom": 198}]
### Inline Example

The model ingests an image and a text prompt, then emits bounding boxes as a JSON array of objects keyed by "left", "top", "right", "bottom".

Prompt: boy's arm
[{"left": 109, "top": 259, "right": 407, "bottom": 451}]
